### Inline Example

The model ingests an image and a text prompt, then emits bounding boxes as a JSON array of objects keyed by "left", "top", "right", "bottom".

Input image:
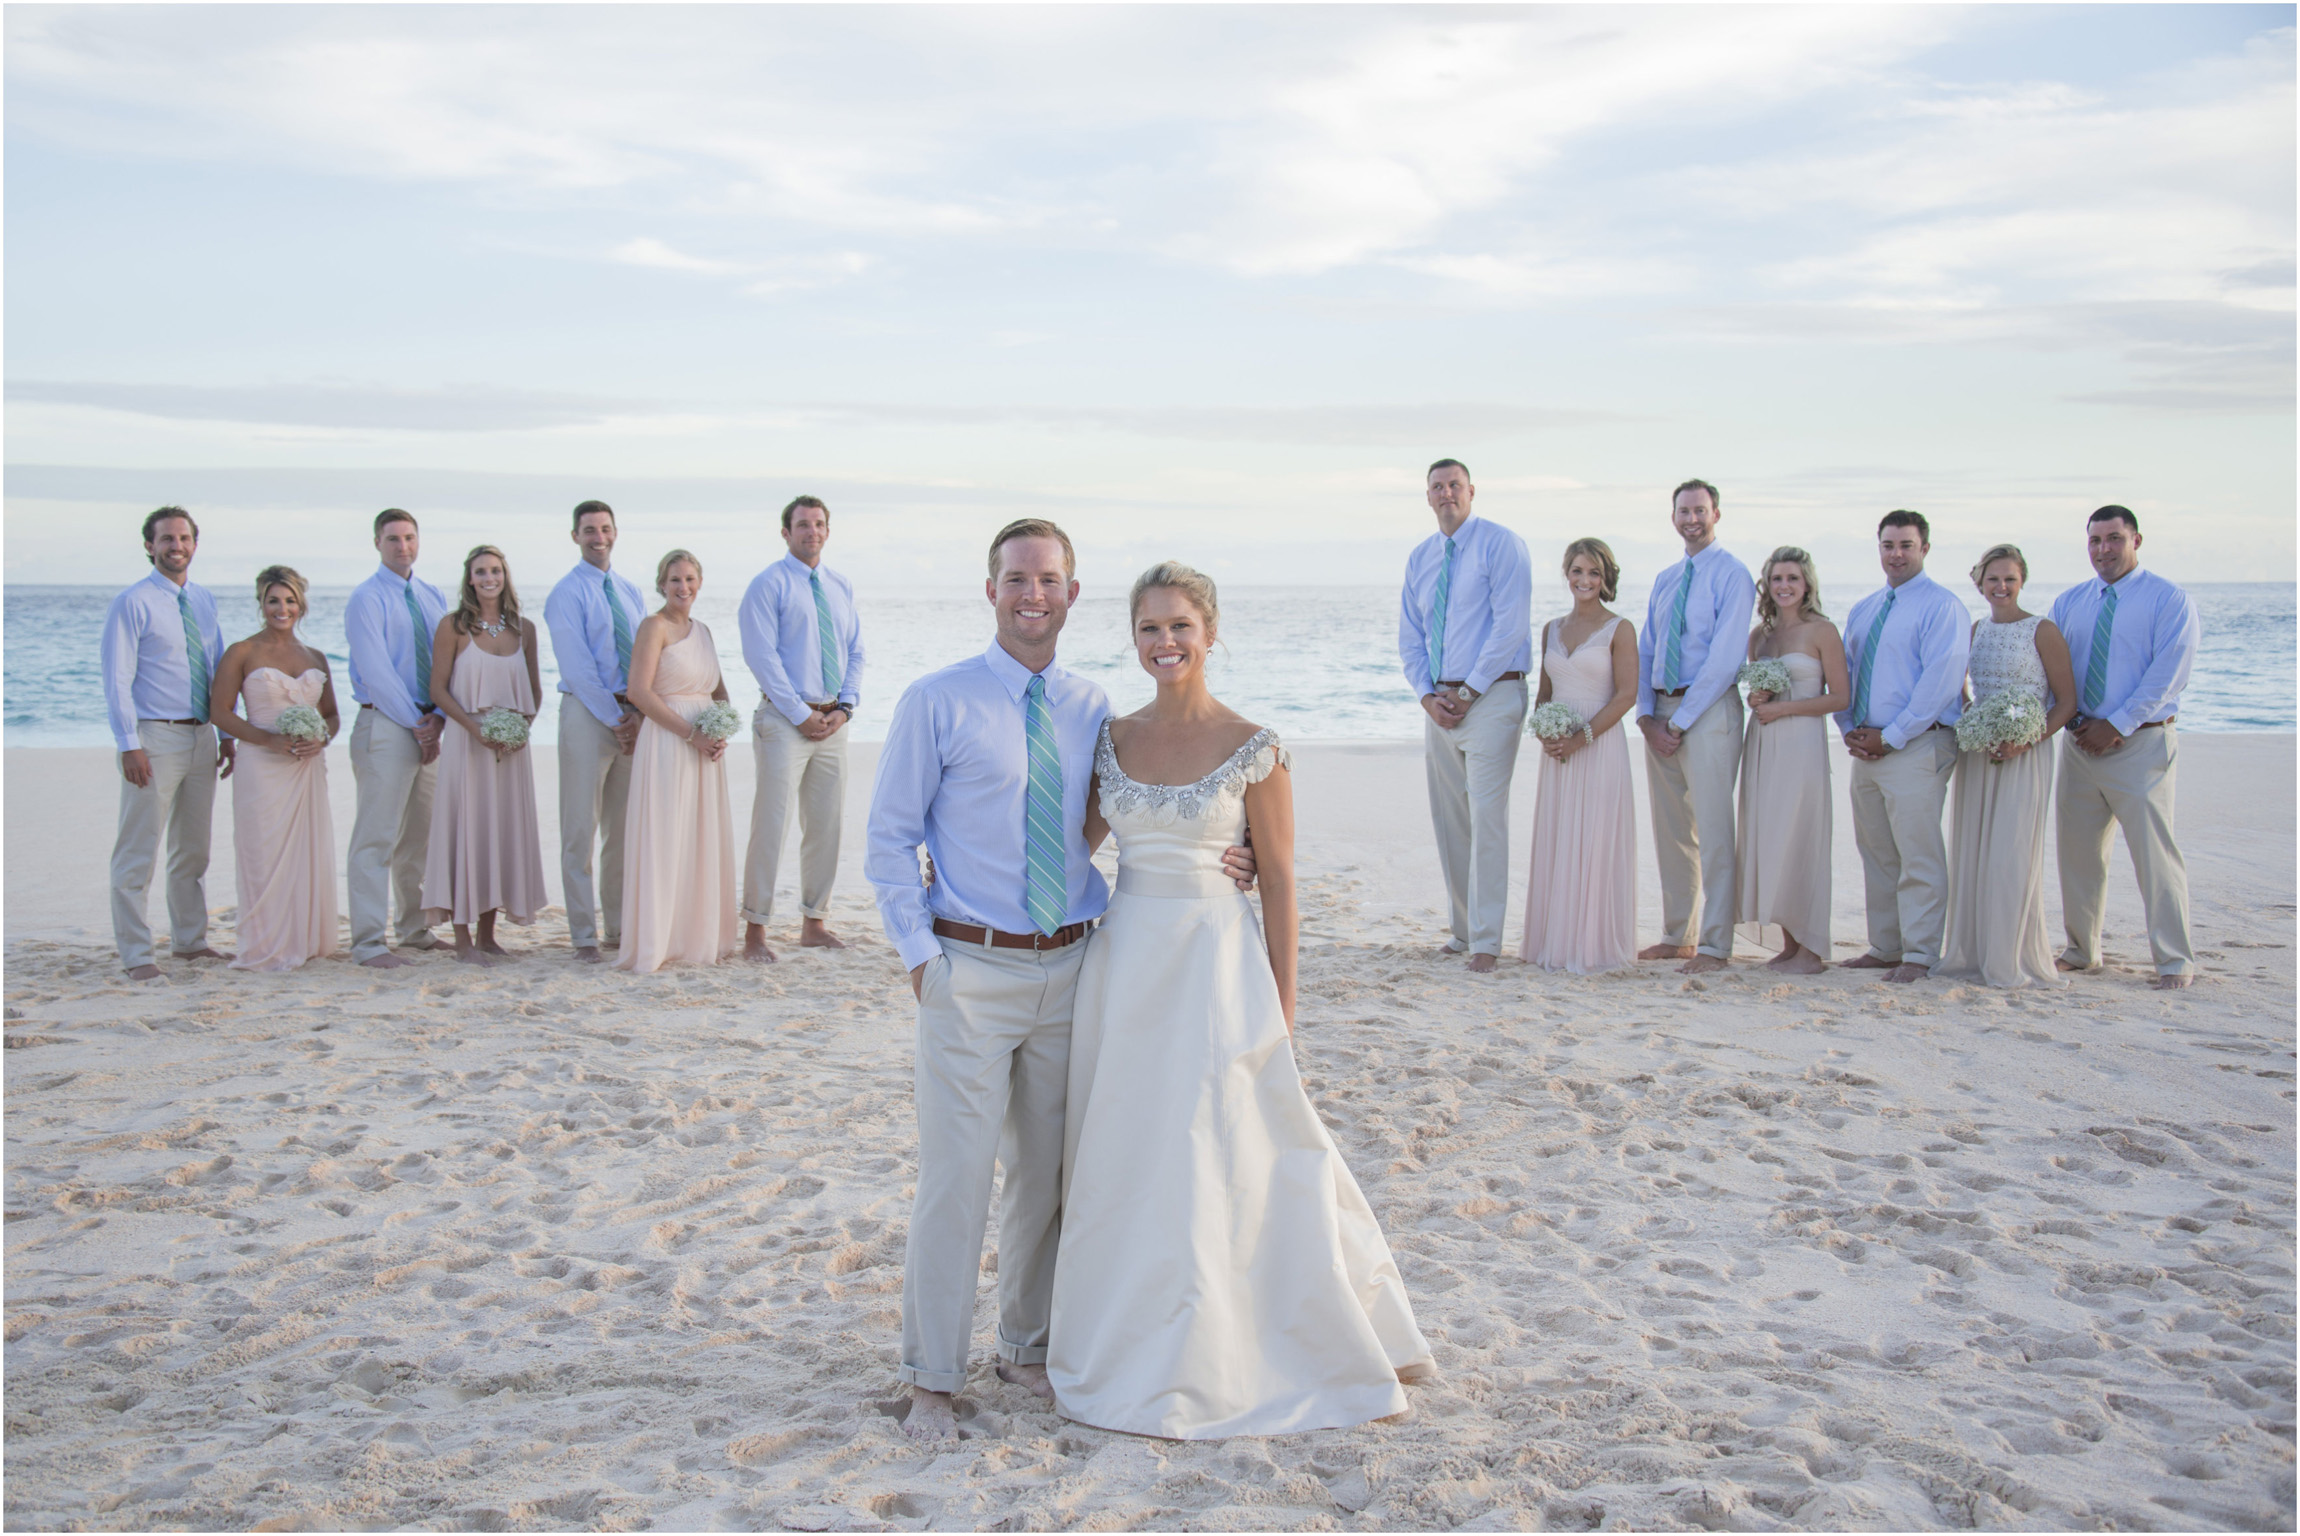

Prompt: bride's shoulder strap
[{"left": 1241, "top": 725, "right": 1290, "bottom": 785}]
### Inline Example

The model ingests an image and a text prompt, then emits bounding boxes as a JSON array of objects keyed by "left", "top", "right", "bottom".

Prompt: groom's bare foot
[
  {"left": 799, "top": 919, "right": 846, "bottom": 950},
  {"left": 743, "top": 924, "right": 777, "bottom": 963},
  {"left": 360, "top": 952, "right": 413, "bottom": 969},
  {"left": 1842, "top": 953, "right": 1898, "bottom": 970},
  {"left": 1886, "top": 963, "right": 1929, "bottom": 984},
  {"left": 125, "top": 964, "right": 163, "bottom": 981},
  {"left": 173, "top": 946, "right": 233, "bottom": 962},
  {"left": 2153, "top": 972, "right": 2194, "bottom": 990},
  {"left": 1677, "top": 954, "right": 1728, "bottom": 975},
  {"left": 1465, "top": 953, "right": 1497, "bottom": 974},
  {"left": 575, "top": 945, "right": 605, "bottom": 964},
  {"left": 1768, "top": 950, "right": 1826, "bottom": 975},
  {"left": 1639, "top": 942, "right": 1695, "bottom": 961},
  {"left": 995, "top": 1361, "right": 1055, "bottom": 1401},
  {"left": 903, "top": 1388, "right": 957, "bottom": 1442}
]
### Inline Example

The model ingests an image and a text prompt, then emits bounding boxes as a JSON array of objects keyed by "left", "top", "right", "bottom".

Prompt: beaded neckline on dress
[{"left": 1095, "top": 720, "right": 1289, "bottom": 821}]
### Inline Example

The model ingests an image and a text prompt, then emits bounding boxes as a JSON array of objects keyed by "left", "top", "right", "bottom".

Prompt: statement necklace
[{"left": 471, "top": 614, "right": 510, "bottom": 637}]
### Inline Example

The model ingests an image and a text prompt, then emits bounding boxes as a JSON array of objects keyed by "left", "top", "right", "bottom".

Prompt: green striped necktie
[
  {"left": 1427, "top": 536, "right": 1455, "bottom": 683},
  {"left": 603, "top": 572, "right": 634, "bottom": 676},
  {"left": 1850, "top": 588, "right": 1896, "bottom": 725},
  {"left": 403, "top": 580, "right": 433, "bottom": 711},
  {"left": 812, "top": 571, "right": 842, "bottom": 700},
  {"left": 1022, "top": 676, "right": 1066, "bottom": 935},
  {"left": 2081, "top": 584, "right": 2117, "bottom": 715},
  {"left": 179, "top": 589, "right": 210, "bottom": 720},
  {"left": 1661, "top": 559, "right": 1697, "bottom": 690}
]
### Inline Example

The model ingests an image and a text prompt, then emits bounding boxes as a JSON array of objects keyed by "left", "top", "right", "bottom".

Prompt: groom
[{"left": 866, "top": 519, "right": 1252, "bottom": 1442}]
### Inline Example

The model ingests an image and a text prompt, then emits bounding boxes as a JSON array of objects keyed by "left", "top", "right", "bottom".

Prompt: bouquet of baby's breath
[
  {"left": 274, "top": 705, "right": 328, "bottom": 742},
  {"left": 1738, "top": 657, "right": 1794, "bottom": 697},
  {"left": 1528, "top": 702, "right": 1587, "bottom": 741},
  {"left": 693, "top": 701, "right": 744, "bottom": 742},
  {"left": 1955, "top": 692, "right": 2047, "bottom": 759},
  {"left": 479, "top": 708, "right": 530, "bottom": 749}
]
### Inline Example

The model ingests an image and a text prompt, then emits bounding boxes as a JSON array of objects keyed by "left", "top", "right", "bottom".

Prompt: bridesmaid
[
  {"left": 616, "top": 549, "right": 739, "bottom": 973},
  {"left": 420, "top": 545, "right": 548, "bottom": 966},
  {"left": 1734, "top": 547, "right": 1847, "bottom": 974},
  {"left": 1520, "top": 538, "right": 1638, "bottom": 973},
  {"left": 209, "top": 566, "right": 340, "bottom": 971},
  {"left": 1938, "top": 544, "right": 2077, "bottom": 988}
]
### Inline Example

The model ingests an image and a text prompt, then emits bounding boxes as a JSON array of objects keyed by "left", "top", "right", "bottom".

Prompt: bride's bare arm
[
  {"left": 1084, "top": 775, "right": 1110, "bottom": 853},
  {"left": 1240, "top": 763, "right": 1297, "bottom": 1032}
]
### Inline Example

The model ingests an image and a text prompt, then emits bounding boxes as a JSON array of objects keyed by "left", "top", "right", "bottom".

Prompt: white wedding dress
[{"left": 1047, "top": 721, "right": 1433, "bottom": 1439}]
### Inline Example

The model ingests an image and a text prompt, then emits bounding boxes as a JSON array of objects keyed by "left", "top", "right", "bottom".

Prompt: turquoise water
[{"left": 6, "top": 581, "right": 2291, "bottom": 746}]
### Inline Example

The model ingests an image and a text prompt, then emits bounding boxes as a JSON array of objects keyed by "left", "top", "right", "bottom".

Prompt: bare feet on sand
[
  {"left": 173, "top": 946, "right": 233, "bottom": 962},
  {"left": 995, "top": 1362, "right": 1055, "bottom": 1401},
  {"left": 799, "top": 919, "right": 847, "bottom": 949},
  {"left": 1466, "top": 953, "right": 1497, "bottom": 974},
  {"left": 2154, "top": 972, "right": 2194, "bottom": 990},
  {"left": 360, "top": 953, "right": 413, "bottom": 969},
  {"left": 125, "top": 964, "right": 162, "bottom": 981},
  {"left": 400, "top": 932, "right": 444, "bottom": 952},
  {"left": 452, "top": 943, "right": 495, "bottom": 968},
  {"left": 574, "top": 946, "right": 605, "bottom": 964},
  {"left": 1396, "top": 1361, "right": 1440, "bottom": 1384},
  {"left": 1842, "top": 953, "right": 1898, "bottom": 971},
  {"left": 1639, "top": 942, "right": 1695, "bottom": 961},
  {"left": 743, "top": 924, "right": 777, "bottom": 963},
  {"left": 1677, "top": 954, "right": 1728, "bottom": 975},
  {"left": 2055, "top": 956, "right": 2098, "bottom": 973},
  {"left": 904, "top": 1388, "right": 957, "bottom": 1442},
  {"left": 1766, "top": 948, "right": 1827, "bottom": 975},
  {"left": 1886, "top": 963, "right": 1929, "bottom": 984}
]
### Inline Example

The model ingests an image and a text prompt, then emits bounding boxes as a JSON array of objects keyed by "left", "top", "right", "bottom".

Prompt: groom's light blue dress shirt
[
  {"left": 344, "top": 564, "right": 450, "bottom": 731},
  {"left": 1832, "top": 571, "right": 1971, "bottom": 749},
  {"left": 739, "top": 553, "right": 865, "bottom": 727},
  {"left": 867, "top": 642, "right": 1113, "bottom": 971},
  {"left": 2048, "top": 568, "right": 2197, "bottom": 737},
  {"left": 543, "top": 559, "right": 650, "bottom": 729},
  {"left": 1635, "top": 541, "right": 1757, "bottom": 729},
  {"left": 1397, "top": 514, "right": 1533, "bottom": 697},
  {"left": 101, "top": 568, "right": 225, "bottom": 751}
]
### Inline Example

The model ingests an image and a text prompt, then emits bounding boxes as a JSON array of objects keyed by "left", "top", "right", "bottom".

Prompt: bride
[{"left": 1047, "top": 561, "right": 1434, "bottom": 1438}]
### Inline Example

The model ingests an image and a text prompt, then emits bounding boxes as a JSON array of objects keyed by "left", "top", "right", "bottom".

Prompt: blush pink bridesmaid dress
[
  {"left": 616, "top": 621, "right": 739, "bottom": 972},
  {"left": 1520, "top": 616, "right": 1637, "bottom": 973},
  {"left": 420, "top": 638, "right": 548, "bottom": 929},
  {"left": 230, "top": 665, "right": 338, "bottom": 971}
]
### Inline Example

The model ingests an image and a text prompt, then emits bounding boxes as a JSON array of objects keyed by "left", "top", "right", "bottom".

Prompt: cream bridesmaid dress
[
  {"left": 421, "top": 639, "right": 548, "bottom": 928},
  {"left": 1520, "top": 616, "right": 1636, "bottom": 973},
  {"left": 230, "top": 665, "right": 338, "bottom": 971},
  {"left": 1939, "top": 617, "right": 2063, "bottom": 988},
  {"left": 1734, "top": 650, "right": 1832, "bottom": 958},
  {"left": 1049, "top": 722, "right": 1433, "bottom": 1438},
  {"left": 616, "top": 621, "right": 739, "bottom": 973}
]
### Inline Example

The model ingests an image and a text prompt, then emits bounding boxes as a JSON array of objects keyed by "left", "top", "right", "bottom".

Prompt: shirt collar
[
  {"left": 144, "top": 567, "right": 188, "bottom": 597},
  {"left": 779, "top": 551, "right": 823, "bottom": 578},
  {"left": 983, "top": 640, "right": 1062, "bottom": 702},
  {"left": 377, "top": 562, "right": 418, "bottom": 589},
  {"left": 1441, "top": 515, "right": 1480, "bottom": 547},
  {"left": 2099, "top": 566, "right": 2142, "bottom": 595}
]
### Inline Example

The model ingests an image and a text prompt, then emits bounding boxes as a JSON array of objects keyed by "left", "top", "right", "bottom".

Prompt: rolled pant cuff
[
  {"left": 998, "top": 1337, "right": 1048, "bottom": 1366},
  {"left": 738, "top": 907, "right": 774, "bottom": 927},
  {"left": 1696, "top": 945, "right": 1731, "bottom": 960},
  {"left": 2158, "top": 964, "right": 2192, "bottom": 977},
  {"left": 897, "top": 1363, "right": 967, "bottom": 1393}
]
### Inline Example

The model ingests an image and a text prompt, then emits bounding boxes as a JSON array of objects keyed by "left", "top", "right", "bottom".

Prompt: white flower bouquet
[
  {"left": 479, "top": 708, "right": 531, "bottom": 749},
  {"left": 1955, "top": 691, "right": 2047, "bottom": 758},
  {"left": 1738, "top": 657, "right": 1793, "bottom": 698},
  {"left": 274, "top": 705, "right": 328, "bottom": 742},
  {"left": 1528, "top": 701, "right": 1588, "bottom": 741},
  {"left": 693, "top": 701, "right": 744, "bottom": 742}
]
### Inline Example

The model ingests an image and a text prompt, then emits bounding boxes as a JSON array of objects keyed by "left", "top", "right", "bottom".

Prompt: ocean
[{"left": 6, "top": 580, "right": 2292, "bottom": 747}]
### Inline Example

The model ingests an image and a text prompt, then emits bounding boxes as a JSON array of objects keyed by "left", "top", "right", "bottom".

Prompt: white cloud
[{"left": 607, "top": 238, "right": 744, "bottom": 277}]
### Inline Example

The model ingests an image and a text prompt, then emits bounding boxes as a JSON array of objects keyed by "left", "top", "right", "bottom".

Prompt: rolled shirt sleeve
[
  {"left": 545, "top": 577, "right": 626, "bottom": 729},
  {"left": 2106, "top": 579, "right": 2199, "bottom": 737},
  {"left": 1880, "top": 593, "right": 1971, "bottom": 751},
  {"left": 1465, "top": 530, "right": 1531, "bottom": 696},
  {"left": 866, "top": 684, "right": 944, "bottom": 970},
  {"left": 1669, "top": 558, "right": 1755, "bottom": 733},
  {"left": 101, "top": 587, "right": 146, "bottom": 752}
]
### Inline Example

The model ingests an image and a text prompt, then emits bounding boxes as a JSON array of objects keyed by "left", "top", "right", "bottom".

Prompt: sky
[{"left": 6, "top": 3, "right": 2293, "bottom": 603}]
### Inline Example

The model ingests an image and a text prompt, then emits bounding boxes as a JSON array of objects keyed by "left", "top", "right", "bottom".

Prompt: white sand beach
[{"left": 5, "top": 736, "right": 2293, "bottom": 1531}]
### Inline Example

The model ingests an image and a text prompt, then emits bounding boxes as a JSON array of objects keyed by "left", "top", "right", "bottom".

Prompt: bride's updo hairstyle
[
  {"left": 1129, "top": 561, "right": 1220, "bottom": 637},
  {"left": 1968, "top": 542, "right": 2028, "bottom": 588}
]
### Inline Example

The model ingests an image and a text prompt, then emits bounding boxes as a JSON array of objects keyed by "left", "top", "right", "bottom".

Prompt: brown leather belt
[
  {"left": 140, "top": 717, "right": 202, "bottom": 726},
  {"left": 2135, "top": 716, "right": 2174, "bottom": 730},
  {"left": 932, "top": 918, "right": 1093, "bottom": 951},
  {"left": 1433, "top": 672, "right": 1525, "bottom": 688}
]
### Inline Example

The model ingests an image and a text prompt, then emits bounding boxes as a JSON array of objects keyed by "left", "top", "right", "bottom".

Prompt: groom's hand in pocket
[{"left": 1223, "top": 839, "right": 1257, "bottom": 892}]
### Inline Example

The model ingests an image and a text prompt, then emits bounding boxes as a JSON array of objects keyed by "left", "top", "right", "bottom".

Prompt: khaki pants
[
  {"left": 900, "top": 936, "right": 1081, "bottom": 1392},
  {"left": 1424, "top": 679, "right": 1527, "bottom": 956},
  {"left": 1646, "top": 693, "right": 1744, "bottom": 958},
  {"left": 742, "top": 705, "right": 846, "bottom": 926},
  {"left": 2057, "top": 727, "right": 2192, "bottom": 976},
  {"left": 347, "top": 708, "right": 438, "bottom": 960},
  {"left": 558, "top": 705, "right": 633, "bottom": 952},
  {"left": 1848, "top": 727, "right": 1957, "bottom": 969},
  {"left": 109, "top": 720, "right": 219, "bottom": 971}
]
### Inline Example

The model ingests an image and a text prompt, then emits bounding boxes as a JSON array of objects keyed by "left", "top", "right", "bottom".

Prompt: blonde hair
[
  {"left": 987, "top": 518, "right": 1077, "bottom": 580},
  {"left": 253, "top": 564, "right": 308, "bottom": 620},
  {"left": 1128, "top": 561, "right": 1220, "bottom": 631},
  {"left": 1756, "top": 546, "right": 1826, "bottom": 633},
  {"left": 452, "top": 545, "right": 522, "bottom": 636},
  {"left": 655, "top": 547, "right": 702, "bottom": 594},
  {"left": 1560, "top": 537, "right": 1620, "bottom": 602},
  {"left": 1969, "top": 543, "right": 2029, "bottom": 587}
]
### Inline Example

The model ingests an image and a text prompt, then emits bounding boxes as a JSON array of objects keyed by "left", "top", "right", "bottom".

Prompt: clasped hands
[
  {"left": 2070, "top": 717, "right": 2125, "bottom": 756},
  {"left": 799, "top": 703, "right": 849, "bottom": 742},
  {"left": 1420, "top": 690, "right": 1473, "bottom": 731},
  {"left": 1841, "top": 726, "right": 1891, "bottom": 762}
]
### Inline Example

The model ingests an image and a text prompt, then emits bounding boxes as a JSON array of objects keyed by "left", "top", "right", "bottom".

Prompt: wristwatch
[{"left": 1453, "top": 684, "right": 1477, "bottom": 704}]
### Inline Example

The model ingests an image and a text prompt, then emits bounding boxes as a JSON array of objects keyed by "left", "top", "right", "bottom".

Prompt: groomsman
[
  {"left": 1398, "top": 458, "right": 1531, "bottom": 974},
  {"left": 1834, "top": 510, "right": 1970, "bottom": 984},
  {"left": 1635, "top": 479, "right": 1756, "bottom": 975},
  {"left": 739, "top": 495, "right": 864, "bottom": 962},
  {"left": 2049, "top": 505, "right": 2199, "bottom": 989},
  {"left": 344, "top": 508, "right": 449, "bottom": 968},
  {"left": 102, "top": 506, "right": 235, "bottom": 979},
  {"left": 544, "top": 500, "right": 648, "bottom": 962}
]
